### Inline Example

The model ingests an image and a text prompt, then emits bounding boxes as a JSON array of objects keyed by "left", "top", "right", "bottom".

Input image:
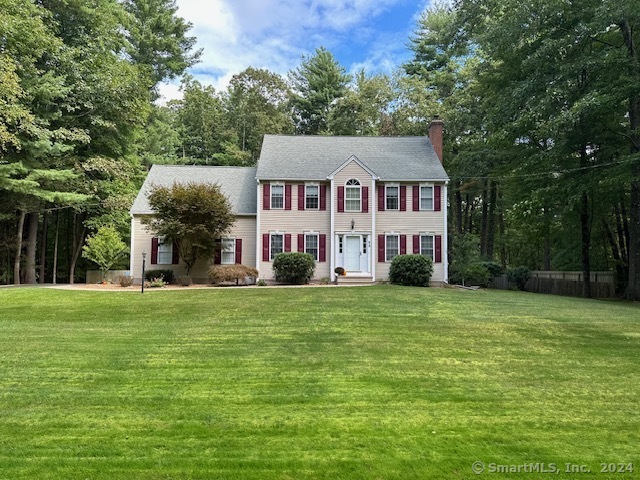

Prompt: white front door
[{"left": 345, "top": 236, "right": 360, "bottom": 271}]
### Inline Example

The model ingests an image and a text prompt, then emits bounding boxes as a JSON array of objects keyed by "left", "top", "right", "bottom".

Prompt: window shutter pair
[
  {"left": 297, "top": 184, "right": 328, "bottom": 211},
  {"left": 263, "top": 182, "right": 292, "bottom": 210},
  {"left": 296, "top": 234, "right": 326, "bottom": 262},
  {"left": 213, "top": 239, "right": 243, "bottom": 265},
  {"left": 262, "top": 233, "right": 291, "bottom": 262},
  {"left": 378, "top": 185, "right": 407, "bottom": 211},
  {"left": 411, "top": 234, "right": 442, "bottom": 263},
  {"left": 337, "top": 186, "right": 368, "bottom": 212},
  {"left": 150, "top": 237, "right": 179, "bottom": 265},
  {"left": 412, "top": 185, "right": 442, "bottom": 211}
]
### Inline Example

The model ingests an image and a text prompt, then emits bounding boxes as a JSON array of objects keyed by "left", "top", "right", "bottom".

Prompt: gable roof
[
  {"left": 130, "top": 165, "right": 257, "bottom": 216},
  {"left": 256, "top": 135, "right": 448, "bottom": 181}
]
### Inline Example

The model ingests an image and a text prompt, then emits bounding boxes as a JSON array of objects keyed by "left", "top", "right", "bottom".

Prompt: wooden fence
[{"left": 489, "top": 271, "right": 617, "bottom": 298}]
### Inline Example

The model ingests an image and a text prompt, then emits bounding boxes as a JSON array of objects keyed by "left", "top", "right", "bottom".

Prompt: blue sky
[{"left": 158, "top": 0, "right": 431, "bottom": 102}]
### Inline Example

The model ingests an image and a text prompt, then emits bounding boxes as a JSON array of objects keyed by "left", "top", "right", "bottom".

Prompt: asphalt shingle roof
[
  {"left": 130, "top": 165, "right": 257, "bottom": 215},
  {"left": 256, "top": 135, "right": 448, "bottom": 181}
]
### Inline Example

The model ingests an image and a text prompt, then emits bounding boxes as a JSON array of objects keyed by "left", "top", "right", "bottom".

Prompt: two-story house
[{"left": 130, "top": 120, "right": 449, "bottom": 284}]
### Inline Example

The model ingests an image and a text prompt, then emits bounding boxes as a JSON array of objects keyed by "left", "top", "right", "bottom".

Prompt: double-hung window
[
  {"left": 386, "top": 185, "right": 399, "bottom": 210},
  {"left": 305, "top": 233, "right": 319, "bottom": 260},
  {"left": 345, "top": 179, "right": 361, "bottom": 212},
  {"left": 420, "top": 185, "right": 434, "bottom": 210},
  {"left": 157, "top": 237, "right": 173, "bottom": 264},
  {"left": 305, "top": 184, "right": 319, "bottom": 210},
  {"left": 420, "top": 234, "right": 434, "bottom": 260},
  {"left": 385, "top": 234, "right": 399, "bottom": 262},
  {"left": 221, "top": 238, "right": 235, "bottom": 264},
  {"left": 270, "top": 233, "right": 284, "bottom": 260},
  {"left": 271, "top": 184, "right": 284, "bottom": 209}
]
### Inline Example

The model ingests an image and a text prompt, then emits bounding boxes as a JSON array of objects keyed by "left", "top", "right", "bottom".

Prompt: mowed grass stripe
[{"left": 0, "top": 286, "right": 638, "bottom": 479}]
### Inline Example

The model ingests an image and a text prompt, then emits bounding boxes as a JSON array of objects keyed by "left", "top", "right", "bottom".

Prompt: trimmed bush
[
  {"left": 145, "top": 269, "right": 174, "bottom": 284},
  {"left": 272, "top": 252, "right": 315, "bottom": 285},
  {"left": 481, "top": 261, "right": 504, "bottom": 278},
  {"left": 389, "top": 254, "right": 433, "bottom": 287},
  {"left": 208, "top": 265, "right": 259, "bottom": 285},
  {"left": 507, "top": 266, "right": 530, "bottom": 291}
]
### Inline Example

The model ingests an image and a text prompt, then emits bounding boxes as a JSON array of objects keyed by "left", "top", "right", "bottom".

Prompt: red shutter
[
  {"left": 298, "top": 185, "right": 305, "bottom": 210},
  {"left": 400, "top": 186, "right": 407, "bottom": 211},
  {"left": 435, "top": 235, "right": 442, "bottom": 263},
  {"left": 285, "top": 184, "right": 292, "bottom": 210},
  {"left": 400, "top": 235, "right": 407, "bottom": 255},
  {"left": 362, "top": 186, "right": 369, "bottom": 213},
  {"left": 263, "top": 183, "right": 270, "bottom": 210},
  {"left": 172, "top": 240, "right": 179, "bottom": 264},
  {"left": 235, "top": 239, "right": 242, "bottom": 264},
  {"left": 319, "top": 234, "right": 326, "bottom": 262},
  {"left": 378, "top": 185, "right": 385, "bottom": 211},
  {"left": 434, "top": 185, "right": 442, "bottom": 211},
  {"left": 214, "top": 239, "right": 221, "bottom": 265},
  {"left": 378, "top": 234, "right": 385, "bottom": 262},
  {"left": 320, "top": 184, "right": 327, "bottom": 211},
  {"left": 413, "top": 185, "right": 420, "bottom": 211},
  {"left": 297, "top": 234, "right": 305, "bottom": 252},
  {"left": 284, "top": 234, "right": 292, "bottom": 252},
  {"left": 262, "top": 234, "right": 269, "bottom": 261},
  {"left": 413, "top": 235, "right": 420, "bottom": 254},
  {"left": 151, "top": 237, "right": 158, "bottom": 264},
  {"left": 338, "top": 186, "right": 344, "bottom": 213}
]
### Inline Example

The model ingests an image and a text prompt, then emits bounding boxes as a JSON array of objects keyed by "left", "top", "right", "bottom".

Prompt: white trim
[
  {"left": 384, "top": 233, "right": 400, "bottom": 263},
  {"left": 345, "top": 178, "right": 362, "bottom": 212},
  {"left": 385, "top": 183, "right": 400, "bottom": 211},
  {"left": 256, "top": 180, "right": 261, "bottom": 275},
  {"left": 269, "top": 232, "right": 285, "bottom": 260},
  {"left": 330, "top": 178, "right": 335, "bottom": 280},
  {"left": 304, "top": 183, "right": 320, "bottom": 210},
  {"left": 220, "top": 237, "right": 236, "bottom": 265},
  {"left": 303, "top": 232, "right": 320, "bottom": 261},
  {"left": 130, "top": 215, "right": 135, "bottom": 275},
  {"left": 270, "top": 182, "right": 285, "bottom": 210},
  {"left": 419, "top": 233, "right": 435, "bottom": 261},
  {"left": 327, "top": 155, "right": 379, "bottom": 180},
  {"left": 443, "top": 183, "right": 449, "bottom": 282},
  {"left": 371, "top": 178, "right": 376, "bottom": 281}
]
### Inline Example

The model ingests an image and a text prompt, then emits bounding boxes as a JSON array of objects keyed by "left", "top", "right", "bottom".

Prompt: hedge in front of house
[
  {"left": 389, "top": 254, "right": 433, "bottom": 287},
  {"left": 145, "top": 269, "right": 175, "bottom": 284},
  {"left": 208, "top": 265, "right": 259, "bottom": 285},
  {"left": 272, "top": 252, "right": 315, "bottom": 285}
]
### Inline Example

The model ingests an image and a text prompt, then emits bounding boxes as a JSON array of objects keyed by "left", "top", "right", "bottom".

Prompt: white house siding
[
  {"left": 375, "top": 182, "right": 446, "bottom": 283},
  {"left": 258, "top": 181, "right": 332, "bottom": 280},
  {"left": 333, "top": 161, "right": 374, "bottom": 233},
  {"left": 130, "top": 215, "right": 256, "bottom": 284}
]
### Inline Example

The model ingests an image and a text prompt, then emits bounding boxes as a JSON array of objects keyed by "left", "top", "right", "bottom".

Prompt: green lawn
[{"left": 0, "top": 286, "right": 639, "bottom": 479}]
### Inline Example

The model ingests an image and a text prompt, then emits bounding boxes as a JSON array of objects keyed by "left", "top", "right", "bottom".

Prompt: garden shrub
[
  {"left": 147, "top": 276, "right": 166, "bottom": 288},
  {"left": 507, "top": 266, "right": 530, "bottom": 291},
  {"left": 389, "top": 254, "right": 433, "bottom": 287},
  {"left": 116, "top": 275, "right": 133, "bottom": 287},
  {"left": 481, "top": 261, "right": 504, "bottom": 278},
  {"left": 177, "top": 275, "right": 193, "bottom": 286},
  {"left": 145, "top": 269, "right": 174, "bottom": 284},
  {"left": 272, "top": 252, "right": 315, "bottom": 285},
  {"left": 208, "top": 265, "right": 259, "bottom": 285}
]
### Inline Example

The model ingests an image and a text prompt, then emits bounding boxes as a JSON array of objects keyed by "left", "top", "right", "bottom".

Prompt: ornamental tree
[
  {"left": 82, "top": 226, "right": 128, "bottom": 281},
  {"left": 142, "top": 182, "right": 235, "bottom": 275}
]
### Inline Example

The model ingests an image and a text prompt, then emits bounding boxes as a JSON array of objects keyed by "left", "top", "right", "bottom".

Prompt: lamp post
[{"left": 141, "top": 251, "right": 146, "bottom": 294}]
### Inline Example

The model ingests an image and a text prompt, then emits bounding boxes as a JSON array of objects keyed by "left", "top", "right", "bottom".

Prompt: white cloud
[{"left": 156, "top": 0, "right": 422, "bottom": 102}]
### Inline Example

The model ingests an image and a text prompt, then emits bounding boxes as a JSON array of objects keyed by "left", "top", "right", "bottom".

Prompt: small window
[
  {"left": 305, "top": 184, "right": 319, "bottom": 210},
  {"left": 420, "top": 185, "right": 434, "bottom": 210},
  {"left": 338, "top": 235, "right": 343, "bottom": 254},
  {"left": 270, "top": 233, "right": 284, "bottom": 260},
  {"left": 386, "top": 185, "right": 399, "bottom": 210},
  {"left": 345, "top": 179, "right": 361, "bottom": 212},
  {"left": 271, "top": 184, "right": 284, "bottom": 209},
  {"left": 157, "top": 237, "right": 173, "bottom": 264},
  {"left": 221, "top": 238, "right": 235, "bottom": 265},
  {"left": 362, "top": 236, "right": 367, "bottom": 254},
  {"left": 305, "top": 233, "right": 319, "bottom": 260},
  {"left": 385, "top": 235, "right": 399, "bottom": 262},
  {"left": 420, "top": 235, "right": 434, "bottom": 260}
]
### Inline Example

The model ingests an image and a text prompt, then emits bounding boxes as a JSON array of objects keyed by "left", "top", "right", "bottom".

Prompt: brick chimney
[{"left": 428, "top": 116, "right": 444, "bottom": 164}]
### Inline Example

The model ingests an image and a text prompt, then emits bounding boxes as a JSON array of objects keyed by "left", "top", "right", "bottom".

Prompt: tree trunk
[
  {"left": 614, "top": 202, "right": 628, "bottom": 263},
  {"left": 69, "top": 222, "right": 86, "bottom": 285},
  {"left": 463, "top": 193, "right": 471, "bottom": 232},
  {"left": 480, "top": 179, "right": 489, "bottom": 257},
  {"left": 581, "top": 191, "right": 591, "bottom": 298},
  {"left": 14, "top": 210, "right": 25, "bottom": 285},
  {"left": 53, "top": 211, "right": 59, "bottom": 285},
  {"left": 486, "top": 181, "right": 497, "bottom": 259},
  {"left": 621, "top": 19, "right": 640, "bottom": 300},
  {"left": 543, "top": 205, "right": 551, "bottom": 271},
  {"left": 39, "top": 210, "right": 49, "bottom": 283},
  {"left": 603, "top": 218, "right": 626, "bottom": 293},
  {"left": 455, "top": 182, "right": 463, "bottom": 234},
  {"left": 24, "top": 212, "right": 39, "bottom": 284}
]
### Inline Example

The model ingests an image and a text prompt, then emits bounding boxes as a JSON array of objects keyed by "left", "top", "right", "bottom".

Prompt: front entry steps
[{"left": 336, "top": 274, "right": 374, "bottom": 284}]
